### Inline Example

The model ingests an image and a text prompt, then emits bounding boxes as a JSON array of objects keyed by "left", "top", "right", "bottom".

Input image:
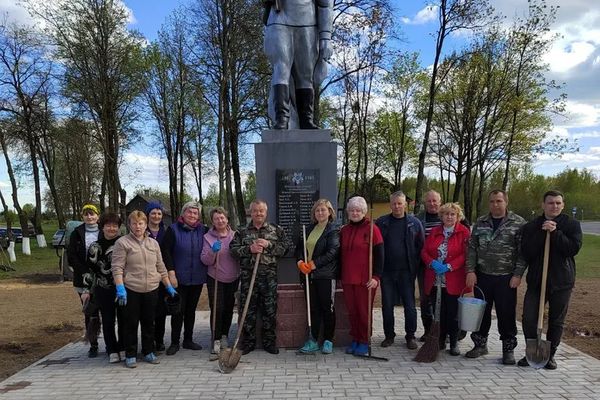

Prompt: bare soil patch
[{"left": 0, "top": 274, "right": 597, "bottom": 380}]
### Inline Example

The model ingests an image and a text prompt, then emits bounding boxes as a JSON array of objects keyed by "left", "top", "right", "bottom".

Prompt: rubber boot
[
  {"left": 272, "top": 84, "right": 289, "bottom": 129},
  {"left": 295, "top": 88, "right": 318, "bottom": 129},
  {"left": 502, "top": 337, "right": 517, "bottom": 365},
  {"left": 465, "top": 334, "right": 488, "bottom": 358},
  {"left": 545, "top": 348, "right": 557, "bottom": 370}
]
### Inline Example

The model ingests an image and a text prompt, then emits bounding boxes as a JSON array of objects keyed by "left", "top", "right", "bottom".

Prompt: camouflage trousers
[{"left": 239, "top": 267, "right": 278, "bottom": 347}]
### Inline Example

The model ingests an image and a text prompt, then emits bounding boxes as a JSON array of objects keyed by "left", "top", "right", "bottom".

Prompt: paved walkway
[{"left": 1, "top": 309, "right": 599, "bottom": 399}]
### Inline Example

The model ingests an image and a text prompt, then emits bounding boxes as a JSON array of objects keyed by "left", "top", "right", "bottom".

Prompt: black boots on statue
[
  {"left": 271, "top": 85, "right": 318, "bottom": 130},
  {"left": 295, "top": 88, "right": 318, "bottom": 129},
  {"left": 273, "top": 84, "right": 290, "bottom": 130}
]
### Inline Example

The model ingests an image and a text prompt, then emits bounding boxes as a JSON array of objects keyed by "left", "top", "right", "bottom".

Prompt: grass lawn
[
  {"left": 575, "top": 234, "right": 600, "bottom": 279},
  {"left": 0, "top": 220, "right": 62, "bottom": 279}
]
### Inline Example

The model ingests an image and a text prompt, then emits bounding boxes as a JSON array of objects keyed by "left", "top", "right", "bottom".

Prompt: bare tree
[
  {"left": 0, "top": 21, "right": 52, "bottom": 247},
  {"left": 24, "top": 0, "right": 147, "bottom": 216},
  {"left": 413, "top": 0, "right": 494, "bottom": 214}
]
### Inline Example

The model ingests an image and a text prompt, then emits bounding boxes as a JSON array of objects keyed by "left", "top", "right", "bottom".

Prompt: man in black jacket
[{"left": 517, "top": 190, "right": 582, "bottom": 370}]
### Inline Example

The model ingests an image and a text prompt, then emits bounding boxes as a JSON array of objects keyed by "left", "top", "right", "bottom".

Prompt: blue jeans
[{"left": 381, "top": 269, "right": 417, "bottom": 339}]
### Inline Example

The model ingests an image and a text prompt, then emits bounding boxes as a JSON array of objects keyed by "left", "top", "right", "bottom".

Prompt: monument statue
[{"left": 263, "top": 0, "right": 333, "bottom": 130}]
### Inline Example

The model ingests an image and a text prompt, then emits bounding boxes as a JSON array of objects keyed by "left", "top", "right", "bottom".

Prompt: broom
[{"left": 414, "top": 278, "right": 441, "bottom": 363}]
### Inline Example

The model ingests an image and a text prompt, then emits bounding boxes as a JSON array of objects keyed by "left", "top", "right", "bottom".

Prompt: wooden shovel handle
[
  {"left": 302, "top": 225, "right": 312, "bottom": 328},
  {"left": 232, "top": 253, "right": 261, "bottom": 350},
  {"left": 537, "top": 231, "right": 551, "bottom": 331}
]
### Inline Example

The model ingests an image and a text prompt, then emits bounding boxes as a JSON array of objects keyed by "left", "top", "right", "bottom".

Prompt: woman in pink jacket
[{"left": 200, "top": 207, "right": 239, "bottom": 356}]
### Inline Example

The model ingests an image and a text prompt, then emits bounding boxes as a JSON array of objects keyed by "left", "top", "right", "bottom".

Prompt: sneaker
[
  {"left": 321, "top": 340, "right": 333, "bottom": 354},
  {"left": 406, "top": 338, "right": 418, "bottom": 350},
  {"left": 345, "top": 341, "right": 358, "bottom": 354},
  {"left": 166, "top": 343, "right": 180, "bottom": 356},
  {"left": 220, "top": 335, "right": 230, "bottom": 349},
  {"left": 109, "top": 353, "right": 120, "bottom": 364},
  {"left": 182, "top": 340, "right": 202, "bottom": 350},
  {"left": 517, "top": 356, "right": 529, "bottom": 367},
  {"left": 119, "top": 351, "right": 126, "bottom": 361},
  {"left": 465, "top": 345, "right": 489, "bottom": 359},
  {"left": 298, "top": 339, "right": 319, "bottom": 354},
  {"left": 143, "top": 352, "right": 160, "bottom": 364},
  {"left": 211, "top": 340, "right": 221, "bottom": 355},
  {"left": 380, "top": 337, "right": 394, "bottom": 347},
  {"left": 354, "top": 343, "right": 369, "bottom": 356},
  {"left": 88, "top": 346, "right": 98, "bottom": 358},
  {"left": 125, "top": 357, "right": 137, "bottom": 368}
]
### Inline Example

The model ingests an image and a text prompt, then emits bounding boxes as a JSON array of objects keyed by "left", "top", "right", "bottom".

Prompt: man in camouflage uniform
[
  {"left": 230, "top": 199, "right": 288, "bottom": 355},
  {"left": 465, "top": 190, "right": 526, "bottom": 365}
]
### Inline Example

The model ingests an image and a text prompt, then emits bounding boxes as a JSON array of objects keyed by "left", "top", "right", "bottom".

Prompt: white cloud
[
  {"left": 572, "top": 131, "right": 600, "bottom": 139},
  {"left": 557, "top": 101, "right": 600, "bottom": 129},
  {"left": 401, "top": 5, "right": 438, "bottom": 25}
]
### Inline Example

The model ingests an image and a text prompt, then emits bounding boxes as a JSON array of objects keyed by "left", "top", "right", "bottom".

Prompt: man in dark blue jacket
[
  {"left": 376, "top": 191, "right": 425, "bottom": 349},
  {"left": 517, "top": 190, "right": 582, "bottom": 370},
  {"left": 161, "top": 201, "right": 208, "bottom": 356}
]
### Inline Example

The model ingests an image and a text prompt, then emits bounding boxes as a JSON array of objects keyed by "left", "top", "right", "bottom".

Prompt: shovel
[
  {"left": 218, "top": 253, "right": 261, "bottom": 373},
  {"left": 355, "top": 210, "right": 388, "bottom": 362},
  {"left": 525, "top": 230, "right": 552, "bottom": 369},
  {"left": 298, "top": 225, "right": 318, "bottom": 354},
  {"left": 209, "top": 252, "right": 220, "bottom": 362}
]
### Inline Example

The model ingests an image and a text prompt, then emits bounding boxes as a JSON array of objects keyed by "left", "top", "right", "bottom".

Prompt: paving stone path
[{"left": 1, "top": 309, "right": 599, "bottom": 399}]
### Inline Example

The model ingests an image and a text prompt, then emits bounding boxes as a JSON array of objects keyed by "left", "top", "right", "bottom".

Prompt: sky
[{"left": 0, "top": 0, "right": 598, "bottom": 206}]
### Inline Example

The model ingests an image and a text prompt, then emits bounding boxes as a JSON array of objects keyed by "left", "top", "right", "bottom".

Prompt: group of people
[{"left": 69, "top": 187, "right": 581, "bottom": 371}]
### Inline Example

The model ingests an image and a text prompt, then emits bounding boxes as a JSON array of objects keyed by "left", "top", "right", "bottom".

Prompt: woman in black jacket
[
  {"left": 296, "top": 199, "right": 340, "bottom": 354},
  {"left": 68, "top": 204, "right": 102, "bottom": 358}
]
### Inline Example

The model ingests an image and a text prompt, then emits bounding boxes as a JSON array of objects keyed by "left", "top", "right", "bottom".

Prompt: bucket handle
[{"left": 460, "top": 285, "right": 485, "bottom": 303}]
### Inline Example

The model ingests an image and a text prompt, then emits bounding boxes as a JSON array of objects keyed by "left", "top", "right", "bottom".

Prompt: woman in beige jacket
[{"left": 112, "top": 211, "right": 177, "bottom": 368}]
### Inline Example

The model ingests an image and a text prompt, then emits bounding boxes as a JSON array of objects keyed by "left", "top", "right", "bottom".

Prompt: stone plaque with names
[{"left": 276, "top": 169, "right": 319, "bottom": 255}]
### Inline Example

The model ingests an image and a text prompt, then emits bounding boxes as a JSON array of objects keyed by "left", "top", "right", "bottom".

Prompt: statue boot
[
  {"left": 273, "top": 84, "right": 290, "bottom": 129},
  {"left": 296, "top": 88, "right": 318, "bottom": 129}
]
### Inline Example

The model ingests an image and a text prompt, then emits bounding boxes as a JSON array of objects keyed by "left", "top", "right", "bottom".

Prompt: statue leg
[
  {"left": 291, "top": 27, "right": 318, "bottom": 129},
  {"left": 265, "top": 25, "right": 294, "bottom": 129}
]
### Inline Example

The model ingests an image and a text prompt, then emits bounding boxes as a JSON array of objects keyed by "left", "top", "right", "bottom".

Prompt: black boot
[
  {"left": 502, "top": 337, "right": 517, "bottom": 365},
  {"left": 545, "top": 348, "right": 557, "bottom": 370},
  {"left": 465, "top": 333, "right": 488, "bottom": 358},
  {"left": 295, "top": 88, "right": 318, "bottom": 129},
  {"left": 272, "top": 84, "right": 289, "bottom": 130}
]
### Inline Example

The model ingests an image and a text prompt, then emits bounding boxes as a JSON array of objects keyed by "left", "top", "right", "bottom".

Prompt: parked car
[
  {"left": 52, "top": 229, "right": 66, "bottom": 248},
  {"left": 0, "top": 227, "right": 23, "bottom": 243}
]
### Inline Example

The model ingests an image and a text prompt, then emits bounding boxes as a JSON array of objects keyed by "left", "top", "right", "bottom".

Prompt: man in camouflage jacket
[
  {"left": 230, "top": 199, "right": 289, "bottom": 355},
  {"left": 465, "top": 190, "right": 526, "bottom": 365}
]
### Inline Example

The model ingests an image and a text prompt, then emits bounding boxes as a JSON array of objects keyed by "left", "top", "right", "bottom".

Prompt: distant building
[{"left": 125, "top": 194, "right": 173, "bottom": 226}]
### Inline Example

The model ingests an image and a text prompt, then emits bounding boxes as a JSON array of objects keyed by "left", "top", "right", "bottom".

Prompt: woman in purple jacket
[{"left": 201, "top": 207, "right": 239, "bottom": 356}]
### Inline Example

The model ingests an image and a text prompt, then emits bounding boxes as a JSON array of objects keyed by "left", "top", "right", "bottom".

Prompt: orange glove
[
  {"left": 297, "top": 260, "right": 312, "bottom": 275},
  {"left": 307, "top": 260, "right": 316, "bottom": 271}
]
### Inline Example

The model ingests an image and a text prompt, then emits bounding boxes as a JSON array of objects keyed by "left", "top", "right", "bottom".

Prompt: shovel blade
[
  {"left": 525, "top": 338, "right": 552, "bottom": 369},
  {"left": 217, "top": 348, "right": 242, "bottom": 374}
]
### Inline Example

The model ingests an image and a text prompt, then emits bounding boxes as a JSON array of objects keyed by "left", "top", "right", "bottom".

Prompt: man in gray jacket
[{"left": 465, "top": 190, "right": 526, "bottom": 365}]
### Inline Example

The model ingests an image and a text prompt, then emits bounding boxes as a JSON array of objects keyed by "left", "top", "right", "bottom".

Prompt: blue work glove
[
  {"left": 431, "top": 260, "right": 448, "bottom": 275},
  {"left": 211, "top": 240, "right": 222, "bottom": 253},
  {"left": 115, "top": 284, "right": 127, "bottom": 306},
  {"left": 166, "top": 284, "right": 177, "bottom": 297}
]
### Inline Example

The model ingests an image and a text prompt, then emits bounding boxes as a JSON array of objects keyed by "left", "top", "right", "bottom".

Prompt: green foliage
[{"left": 576, "top": 234, "right": 600, "bottom": 279}]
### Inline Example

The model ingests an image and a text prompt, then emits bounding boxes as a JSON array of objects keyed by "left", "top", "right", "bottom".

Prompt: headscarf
[
  {"left": 81, "top": 204, "right": 100, "bottom": 216},
  {"left": 145, "top": 201, "right": 164, "bottom": 216}
]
